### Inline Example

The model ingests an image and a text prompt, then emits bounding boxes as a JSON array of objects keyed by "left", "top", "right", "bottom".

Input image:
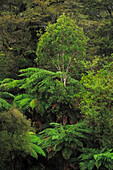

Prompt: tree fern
[
  {"left": 79, "top": 148, "right": 99, "bottom": 170},
  {"left": 79, "top": 148, "right": 113, "bottom": 170},
  {"left": 0, "top": 98, "right": 11, "bottom": 111},
  {"left": 14, "top": 94, "right": 37, "bottom": 110},
  {"left": 0, "top": 78, "right": 23, "bottom": 90},
  {"left": 94, "top": 149, "right": 113, "bottom": 169},
  {"left": 0, "top": 92, "right": 14, "bottom": 111},
  {"left": 0, "top": 92, "right": 14, "bottom": 99},
  {"left": 0, "top": 67, "right": 83, "bottom": 122},
  {"left": 28, "top": 132, "right": 46, "bottom": 159},
  {"left": 39, "top": 122, "right": 91, "bottom": 160},
  {"left": 19, "top": 68, "right": 55, "bottom": 93}
]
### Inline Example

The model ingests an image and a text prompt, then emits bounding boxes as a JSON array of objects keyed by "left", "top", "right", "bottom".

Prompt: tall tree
[
  {"left": 79, "top": 60, "right": 113, "bottom": 148},
  {"left": 36, "top": 13, "right": 87, "bottom": 86}
]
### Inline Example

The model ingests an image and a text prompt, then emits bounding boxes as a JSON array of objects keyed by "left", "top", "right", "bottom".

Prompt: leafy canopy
[
  {"left": 0, "top": 108, "right": 45, "bottom": 169},
  {"left": 79, "top": 148, "right": 113, "bottom": 170},
  {"left": 78, "top": 61, "right": 113, "bottom": 148},
  {"left": 0, "top": 67, "right": 82, "bottom": 123},
  {"left": 39, "top": 122, "right": 91, "bottom": 160},
  {"left": 36, "top": 13, "right": 88, "bottom": 85}
]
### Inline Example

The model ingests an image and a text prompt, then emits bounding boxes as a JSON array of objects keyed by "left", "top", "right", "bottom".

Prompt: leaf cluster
[
  {"left": 0, "top": 108, "right": 45, "bottom": 169},
  {"left": 39, "top": 122, "right": 91, "bottom": 160},
  {"left": 0, "top": 91, "right": 14, "bottom": 111},
  {"left": 79, "top": 148, "right": 113, "bottom": 170}
]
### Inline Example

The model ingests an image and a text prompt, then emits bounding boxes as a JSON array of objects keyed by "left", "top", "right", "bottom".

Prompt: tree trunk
[{"left": 63, "top": 76, "right": 67, "bottom": 87}]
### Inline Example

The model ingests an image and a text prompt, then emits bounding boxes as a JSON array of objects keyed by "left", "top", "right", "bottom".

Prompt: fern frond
[
  {"left": 0, "top": 98, "right": 12, "bottom": 111},
  {"left": 79, "top": 148, "right": 113, "bottom": 170},
  {"left": 28, "top": 132, "right": 46, "bottom": 158},
  {"left": 29, "top": 146, "right": 38, "bottom": 158},
  {"left": 0, "top": 92, "right": 14, "bottom": 99},
  {"left": 29, "top": 132, "right": 41, "bottom": 144},
  {"left": 14, "top": 94, "right": 37, "bottom": 110},
  {"left": 39, "top": 122, "right": 91, "bottom": 160},
  {"left": 30, "top": 143, "right": 46, "bottom": 157}
]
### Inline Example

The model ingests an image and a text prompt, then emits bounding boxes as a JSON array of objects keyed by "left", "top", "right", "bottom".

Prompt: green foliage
[
  {"left": 79, "top": 148, "right": 113, "bottom": 170},
  {"left": 28, "top": 132, "right": 46, "bottom": 159},
  {"left": 39, "top": 122, "right": 91, "bottom": 160},
  {"left": 0, "top": 51, "right": 6, "bottom": 80},
  {"left": 0, "top": 92, "right": 14, "bottom": 111},
  {"left": 79, "top": 61, "right": 113, "bottom": 148},
  {"left": 36, "top": 13, "right": 88, "bottom": 83},
  {"left": 1, "top": 67, "right": 82, "bottom": 123},
  {"left": 0, "top": 91, "right": 14, "bottom": 99},
  {"left": 0, "top": 108, "right": 31, "bottom": 169},
  {"left": 0, "top": 0, "right": 88, "bottom": 78},
  {"left": 0, "top": 79, "right": 15, "bottom": 111},
  {"left": 1, "top": 1, "right": 113, "bottom": 169},
  {"left": 79, "top": 148, "right": 99, "bottom": 170},
  {"left": 14, "top": 94, "right": 37, "bottom": 110},
  {"left": 79, "top": 0, "right": 113, "bottom": 20},
  {"left": 0, "top": 78, "right": 24, "bottom": 91},
  {"left": 80, "top": 0, "right": 113, "bottom": 57},
  {"left": 0, "top": 12, "right": 35, "bottom": 78},
  {"left": 94, "top": 149, "right": 113, "bottom": 169},
  {"left": 0, "top": 0, "right": 112, "bottom": 79},
  {"left": 0, "top": 98, "right": 11, "bottom": 111},
  {"left": 0, "top": 108, "right": 45, "bottom": 169}
]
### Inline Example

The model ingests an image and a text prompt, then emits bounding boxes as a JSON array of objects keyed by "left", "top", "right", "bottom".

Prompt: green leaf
[
  {"left": 62, "top": 147, "right": 73, "bottom": 160},
  {"left": 29, "top": 99, "right": 37, "bottom": 109},
  {"left": 31, "top": 143, "right": 46, "bottom": 157},
  {"left": 29, "top": 147, "right": 38, "bottom": 158}
]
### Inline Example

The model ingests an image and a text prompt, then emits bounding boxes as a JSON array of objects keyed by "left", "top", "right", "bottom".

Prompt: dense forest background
[{"left": 0, "top": 0, "right": 113, "bottom": 170}]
